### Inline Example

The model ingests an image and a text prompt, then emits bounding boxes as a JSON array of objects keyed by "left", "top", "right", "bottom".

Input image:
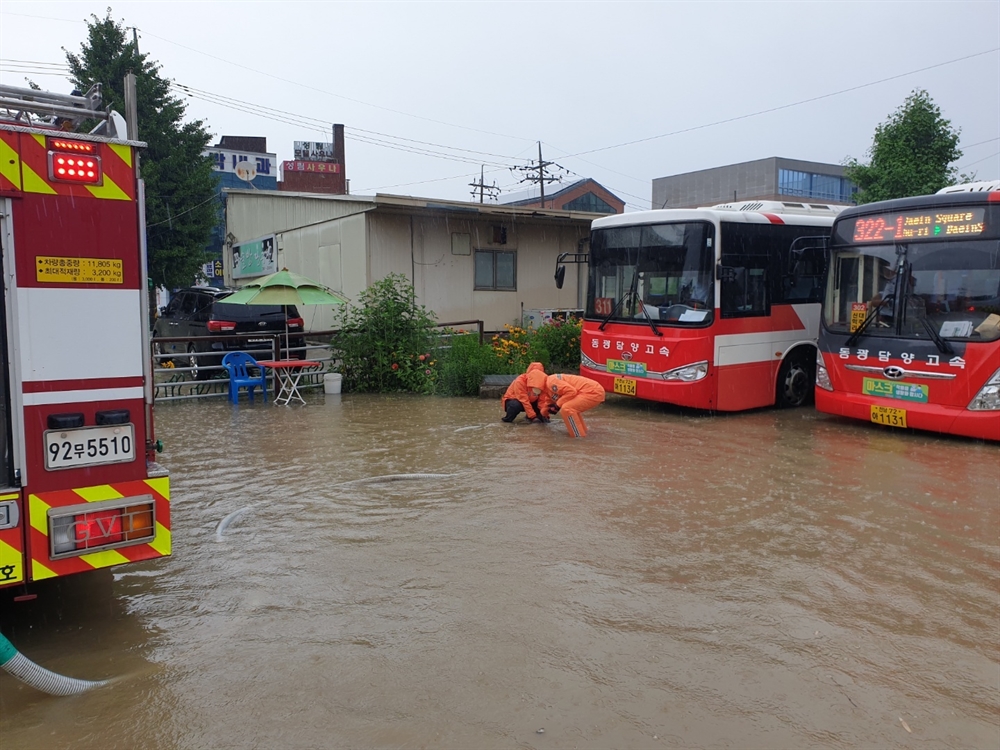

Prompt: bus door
[{"left": 715, "top": 222, "right": 774, "bottom": 409}]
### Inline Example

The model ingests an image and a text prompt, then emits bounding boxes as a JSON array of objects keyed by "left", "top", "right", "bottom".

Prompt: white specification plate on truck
[{"left": 44, "top": 424, "right": 135, "bottom": 470}]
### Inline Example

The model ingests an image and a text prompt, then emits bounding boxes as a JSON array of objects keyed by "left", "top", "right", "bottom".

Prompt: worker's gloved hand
[
  {"left": 538, "top": 415, "right": 550, "bottom": 423},
  {"left": 525, "top": 416, "right": 537, "bottom": 423},
  {"left": 549, "top": 405, "right": 560, "bottom": 415}
]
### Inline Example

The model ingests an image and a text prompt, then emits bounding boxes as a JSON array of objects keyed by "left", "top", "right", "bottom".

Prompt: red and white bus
[
  {"left": 815, "top": 182, "right": 1000, "bottom": 441},
  {"left": 0, "top": 81, "right": 170, "bottom": 592},
  {"left": 556, "top": 201, "right": 840, "bottom": 411}
]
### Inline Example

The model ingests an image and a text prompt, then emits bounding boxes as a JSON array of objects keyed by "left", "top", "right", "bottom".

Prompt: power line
[
  {"left": 4, "top": 40, "right": 995, "bottom": 201},
  {"left": 172, "top": 83, "right": 519, "bottom": 169},
  {"left": 957, "top": 151, "right": 1000, "bottom": 171},
  {"left": 511, "top": 142, "right": 565, "bottom": 207},
  {"left": 561, "top": 47, "right": 1000, "bottom": 159},
  {"left": 137, "top": 28, "right": 536, "bottom": 144},
  {"left": 469, "top": 166, "right": 500, "bottom": 203}
]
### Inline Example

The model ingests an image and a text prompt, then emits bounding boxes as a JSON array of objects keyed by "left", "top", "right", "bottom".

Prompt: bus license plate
[
  {"left": 44, "top": 424, "right": 136, "bottom": 470},
  {"left": 870, "top": 405, "right": 907, "bottom": 428},
  {"left": 613, "top": 377, "right": 637, "bottom": 396}
]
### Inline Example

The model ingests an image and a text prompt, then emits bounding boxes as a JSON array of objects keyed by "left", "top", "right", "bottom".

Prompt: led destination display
[{"left": 847, "top": 207, "right": 986, "bottom": 243}]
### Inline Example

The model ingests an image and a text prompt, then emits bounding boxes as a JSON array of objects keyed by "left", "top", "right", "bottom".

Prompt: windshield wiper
[
  {"left": 846, "top": 295, "right": 893, "bottom": 347},
  {"left": 918, "top": 314, "right": 954, "bottom": 355},
  {"left": 595, "top": 290, "right": 662, "bottom": 336},
  {"left": 637, "top": 298, "right": 663, "bottom": 337},
  {"left": 598, "top": 291, "right": 629, "bottom": 331}
]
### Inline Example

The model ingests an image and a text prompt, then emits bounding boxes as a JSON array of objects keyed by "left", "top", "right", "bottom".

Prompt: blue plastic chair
[{"left": 222, "top": 352, "right": 268, "bottom": 404}]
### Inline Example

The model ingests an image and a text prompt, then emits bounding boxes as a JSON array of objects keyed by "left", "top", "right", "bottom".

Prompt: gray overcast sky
[{"left": 2, "top": 1, "right": 998, "bottom": 210}]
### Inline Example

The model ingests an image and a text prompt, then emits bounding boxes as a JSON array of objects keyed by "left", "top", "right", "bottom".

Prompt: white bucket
[{"left": 323, "top": 373, "right": 342, "bottom": 395}]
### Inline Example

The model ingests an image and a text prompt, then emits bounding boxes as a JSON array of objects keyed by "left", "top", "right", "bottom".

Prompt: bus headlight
[
  {"left": 661, "top": 361, "right": 708, "bottom": 382},
  {"left": 968, "top": 368, "right": 1000, "bottom": 411},
  {"left": 816, "top": 350, "right": 833, "bottom": 391}
]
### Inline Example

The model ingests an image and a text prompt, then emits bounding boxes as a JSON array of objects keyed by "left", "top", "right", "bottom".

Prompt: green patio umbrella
[{"left": 225, "top": 269, "right": 349, "bottom": 357}]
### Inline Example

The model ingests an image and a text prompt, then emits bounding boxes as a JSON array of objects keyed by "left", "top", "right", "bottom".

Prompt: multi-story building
[{"left": 652, "top": 157, "right": 857, "bottom": 210}]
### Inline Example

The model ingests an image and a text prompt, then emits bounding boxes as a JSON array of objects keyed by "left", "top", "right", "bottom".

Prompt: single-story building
[{"left": 222, "top": 190, "right": 598, "bottom": 332}]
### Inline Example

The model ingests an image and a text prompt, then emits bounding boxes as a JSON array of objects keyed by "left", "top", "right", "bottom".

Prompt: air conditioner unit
[{"left": 522, "top": 308, "right": 583, "bottom": 328}]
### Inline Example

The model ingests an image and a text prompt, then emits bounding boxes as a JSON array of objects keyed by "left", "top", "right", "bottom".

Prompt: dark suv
[{"left": 152, "top": 287, "right": 305, "bottom": 379}]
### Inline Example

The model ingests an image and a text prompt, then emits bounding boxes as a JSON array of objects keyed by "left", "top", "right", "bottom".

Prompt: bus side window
[
  {"left": 785, "top": 246, "right": 825, "bottom": 303},
  {"left": 720, "top": 222, "right": 770, "bottom": 318}
]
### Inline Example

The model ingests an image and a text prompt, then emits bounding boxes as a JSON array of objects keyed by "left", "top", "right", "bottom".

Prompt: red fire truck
[{"left": 0, "top": 80, "right": 170, "bottom": 591}]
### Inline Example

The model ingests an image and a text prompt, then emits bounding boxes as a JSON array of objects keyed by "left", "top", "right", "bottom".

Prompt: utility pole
[
  {"left": 513, "top": 142, "right": 561, "bottom": 208},
  {"left": 132, "top": 27, "right": 139, "bottom": 54},
  {"left": 469, "top": 165, "right": 499, "bottom": 203}
]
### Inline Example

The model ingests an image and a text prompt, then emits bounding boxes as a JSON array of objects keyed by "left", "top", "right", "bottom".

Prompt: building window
[
  {"left": 563, "top": 193, "right": 616, "bottom": 214},
  {"left": 475, "top": 249, "right": 516, "bottom": 290},
  {"left": 778, "top": 169, "right": 857, "bottom": 203}
]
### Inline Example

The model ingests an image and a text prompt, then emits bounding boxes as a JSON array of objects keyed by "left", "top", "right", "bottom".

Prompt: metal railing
[
  {"left": 151, "top": 322, "right": 485, "bottom": 401},
  {"left": 435, "top": 320, "right": 485, "bottom": 345},
  {"left": 152, "top": 331, "right": 336, "bottom": 402}
]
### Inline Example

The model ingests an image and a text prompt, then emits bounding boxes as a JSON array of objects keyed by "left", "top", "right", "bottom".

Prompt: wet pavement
[{"left": 1, "top": 393, "right": 998, "bottom": 749}]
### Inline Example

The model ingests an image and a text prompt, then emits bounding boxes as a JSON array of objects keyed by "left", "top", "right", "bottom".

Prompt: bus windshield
[
  {"left": 824, "top": 239, "right": 1000, "bottom": 343},
  {"left": 588, "top": 221, "right": 715, "bottom": 326}
]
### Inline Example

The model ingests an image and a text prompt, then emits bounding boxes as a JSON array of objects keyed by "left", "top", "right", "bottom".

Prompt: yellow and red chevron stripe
[
  {"left": 0, "top": 128, "right": 136, "bottom": 201},
  {"left": 0, "top": 131, "right": 21, "bottom": 192},
  {"left": 0, "top": 492, "right": 24, "bottom": 587},
  {"left": 27, "top": 477, "right": 170, "bottom": 581}
]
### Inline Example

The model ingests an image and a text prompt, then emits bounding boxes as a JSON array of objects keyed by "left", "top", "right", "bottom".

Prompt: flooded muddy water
[{"left": 2, "top": 393, "right": 998, "bottom": 749}]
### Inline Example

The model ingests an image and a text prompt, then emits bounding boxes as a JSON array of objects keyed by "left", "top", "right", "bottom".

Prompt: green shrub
[
  {"left": 490, "top": 324, "right": 535, "bottom": 371},
  {"left": 435, "top": 332, "right": 520, "bottom": 396},
  {"left": 332, "top": 274, "right": 438, "bottom": 393},
  {"left": 528, "top": 317, "right": 582, "bottom": 370}
]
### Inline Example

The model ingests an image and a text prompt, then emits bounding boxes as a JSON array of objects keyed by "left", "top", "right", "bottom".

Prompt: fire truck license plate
[
  {"left": 613, "top": 377, "right": 637, "bottom": 396},
  {"left": 44, "top": 425, "right": 136, "bottom": 470},
  {"left": 870, "top": 405, "right": 907, "bottom": 428}
]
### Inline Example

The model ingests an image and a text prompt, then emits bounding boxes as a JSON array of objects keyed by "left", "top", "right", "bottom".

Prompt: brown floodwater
[{"left": 1, "top": 393, "right": 998, "bottom": 749}]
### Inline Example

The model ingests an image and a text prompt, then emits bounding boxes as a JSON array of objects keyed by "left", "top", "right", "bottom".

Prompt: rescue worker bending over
[
  {"left": 545, "top": 373, "right": 605, "bottom": 438},
  {"left": 501, "top": 362, "right": 553, "bottom": 423}
]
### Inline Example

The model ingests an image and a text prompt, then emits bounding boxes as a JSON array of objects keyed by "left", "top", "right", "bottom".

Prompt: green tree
[
  {"left": 332, "top": 274, "right": 439, "bottom": 393},
  {"left": 65, "top": 11, "right": 218, "bottom": 290},
  {"left": 844, "top": 89, "right": 963, "bottom": 204}
]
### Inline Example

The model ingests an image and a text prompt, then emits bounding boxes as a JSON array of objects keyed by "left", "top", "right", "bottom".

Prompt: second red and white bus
[
  {"left": 556, "top": 201, "right": 840, "bottom": 411},
  {"left": 815, "top": 182, "right": 1000, "bottom": 441}
]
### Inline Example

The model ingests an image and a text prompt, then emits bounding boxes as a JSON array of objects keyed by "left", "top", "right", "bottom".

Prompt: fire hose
[{"left": 0, "top": 631, "right": 108, "bottom": 696}]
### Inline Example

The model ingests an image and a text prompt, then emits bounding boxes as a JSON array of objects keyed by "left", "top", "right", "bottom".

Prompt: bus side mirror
[
  {"left": 716, "top": 265, "right": 737, "bottom": 282},
  {"left": 554, "top": 265, "right": 566, "bottom": 289}
]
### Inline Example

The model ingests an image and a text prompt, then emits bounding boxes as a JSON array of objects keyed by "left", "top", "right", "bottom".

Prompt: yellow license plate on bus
[
  {"left": 870, "top": 405, "right": 907, "bottom": 428},
  {"left": 613, "top": 377, "right": 637, "bottom": 396}
]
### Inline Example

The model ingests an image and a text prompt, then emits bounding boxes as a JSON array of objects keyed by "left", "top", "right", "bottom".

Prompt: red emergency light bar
[
  {"left": 48, "top": 138, "right": 97, "bottom": 154},
  {"left": 48, "top": 152, "right": 103, "bottom": 185}
]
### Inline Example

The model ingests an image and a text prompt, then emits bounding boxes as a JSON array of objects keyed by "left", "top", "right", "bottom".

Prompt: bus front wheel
[{"left": 776, "top": 351, "right": 815, "bottom": 408}]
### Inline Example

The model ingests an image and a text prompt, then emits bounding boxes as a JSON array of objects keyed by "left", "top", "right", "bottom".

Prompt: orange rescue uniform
[
  {"left": 545, "top": 373, "right": 605, "bottom": 437},
  {"left": 500, "top": 362, "right": 552, "bottom": 421}
]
